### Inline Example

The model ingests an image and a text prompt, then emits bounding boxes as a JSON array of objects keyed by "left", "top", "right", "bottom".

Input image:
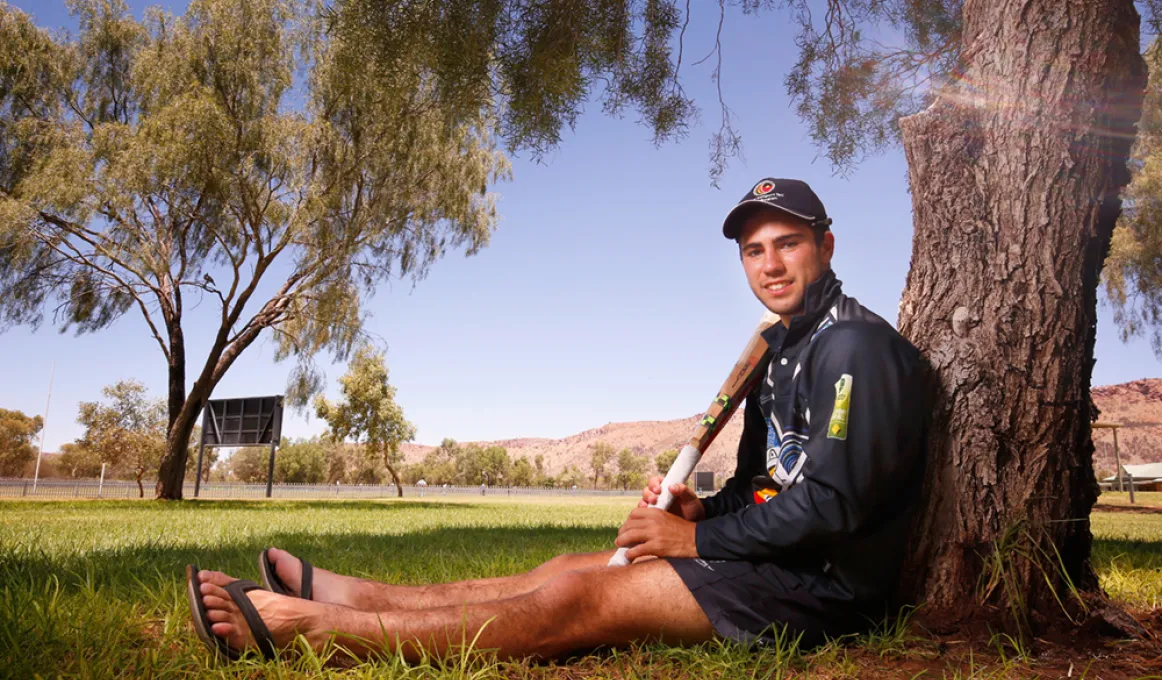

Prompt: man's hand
[
  {"left": 616, "top": 507, "right": 698, "bottom": 560},
  {"left": 639, "top": 475, "right": 706, "bottom": 522}
]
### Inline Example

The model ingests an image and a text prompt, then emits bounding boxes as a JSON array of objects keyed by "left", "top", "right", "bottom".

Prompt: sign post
[{"left": 194, "top": 395, "right": 285, "bottom": 499}]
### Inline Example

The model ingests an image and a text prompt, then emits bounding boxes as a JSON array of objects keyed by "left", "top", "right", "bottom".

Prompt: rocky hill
[
  {"left": 1092, "top": 379, "right": 1162, "bottom": 474},
  {"left": 400, "top": 379, "right": 1162, "bottom": 480}
]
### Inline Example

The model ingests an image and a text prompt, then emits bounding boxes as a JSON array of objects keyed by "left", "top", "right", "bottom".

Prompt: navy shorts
[{"left": 665, "top": 557, "right": 867, "bottom": 648}]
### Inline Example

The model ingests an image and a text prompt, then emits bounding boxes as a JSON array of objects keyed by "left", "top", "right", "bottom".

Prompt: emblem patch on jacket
[{"left": 828, "top": 374, "right": 852, "bottom": 440}]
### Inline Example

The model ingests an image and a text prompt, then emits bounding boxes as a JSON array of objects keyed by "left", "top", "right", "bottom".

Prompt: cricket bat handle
[{"left": 607, "top": 443, "right": 703, "bottom": 567}]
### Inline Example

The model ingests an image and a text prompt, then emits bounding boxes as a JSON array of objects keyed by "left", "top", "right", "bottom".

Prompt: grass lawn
[{"left": 1, "top": 497, "right": 1159, "bottom": 679}]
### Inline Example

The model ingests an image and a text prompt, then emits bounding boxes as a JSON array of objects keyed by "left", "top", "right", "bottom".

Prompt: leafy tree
[
  {"left": 615, "top": 448, "right": 648, "bottom": 491},
  {"left": 589, "top": 441, "right": 615, "bottom": 490},
  {"left": 75, "top": 380, "right": 166, "bottom": 496},
  {"left": 423, "top": 438, "right": 461, "bottom": 485},
  {"left": 57, "top": 441, "right": 102, "bottom": 478},
  {"left": 0, "top": 408, "right": 42, "bottom": 477},
  {"left": 315, "top": 345, "right": 415, "bottom": 496},
  {"left": 225, "top": 446, "right": 270, "bottom": 484},
  {"left": 510, "top": 456, "right": 534, "bottom": 487},
  {"left": 324, "top": 442, "right": 351, "bottom": 483},
  {"left": 333, "top": 0, "right": 1150, "bottom": 628},
  {"left": 556, "top": 464, "right": 584, "bottom": 490},
  {"left": 654, "top": 448, "right": 678, "bottom": 475},
  {"left": 0, "top": 0, "right": 507, "bottom": 499},
  {"left": 1107, "top": 40, "right": 1162, "bottom": 356},
  {"left": 274, "top": 437, "right": 328, "bottom": 484}
]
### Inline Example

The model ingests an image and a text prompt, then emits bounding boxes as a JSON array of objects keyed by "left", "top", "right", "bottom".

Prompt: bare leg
[
  {"left": 198, "top": 558, "right": 712, "bottom": 662},
  {"left": 265, "top": 547, "right": 617, "bottom": 610}
]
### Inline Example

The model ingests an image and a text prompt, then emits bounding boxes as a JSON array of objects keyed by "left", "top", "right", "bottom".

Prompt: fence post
[
  {"left": 98, "top": 464, "right": 106, "bottom": 499},
  {"left": 22, "top": 481, "right": 28, "bottom": 497}
]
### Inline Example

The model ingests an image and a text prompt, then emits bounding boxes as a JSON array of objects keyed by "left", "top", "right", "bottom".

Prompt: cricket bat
[{"left": 607, "top": 310, "right": 781, "bottom": 567}]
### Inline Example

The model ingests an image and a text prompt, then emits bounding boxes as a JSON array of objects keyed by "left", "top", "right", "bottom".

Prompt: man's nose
[{"left": 761, "top": 250, "right": 786, "bottom": 275}]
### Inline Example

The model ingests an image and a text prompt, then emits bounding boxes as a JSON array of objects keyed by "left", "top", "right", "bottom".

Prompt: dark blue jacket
[{"left": 696, "top": 270, "right": 926, "bottom": 603}]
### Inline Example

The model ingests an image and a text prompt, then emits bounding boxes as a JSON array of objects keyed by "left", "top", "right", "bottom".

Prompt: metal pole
[
  {"left": 1128, "top": 472, "right": 1136, "bottom": 505},
  {"left": 32, "top": 361, "right": 55, "bottom": 492},
  {"left": 1112, "top": 427, "right": 1123, "bottom": 492},
  {"left": 265, "top": 400, "right": 283, "bottom": 499},
  {"left": 194, "top": 440, "right": 207, "bottom": 498},
  {"left": 98, "top": 463, "right": 106, "bottom": 498}
]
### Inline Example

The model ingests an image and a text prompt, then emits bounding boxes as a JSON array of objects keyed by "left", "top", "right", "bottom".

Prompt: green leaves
[
  {"left": 0, "top": 407, "right": 42, "bottom": 476},
  {"left": 1106, "top": 40, "right": 1162, "bottom": 358},
  {"left": 314, "top": 344, "right": 416, "bottom": 471}
]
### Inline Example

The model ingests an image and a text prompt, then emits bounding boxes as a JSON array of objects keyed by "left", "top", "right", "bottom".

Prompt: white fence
[{"left": 0, "top": 478, "right": 640, "bottom": 500}]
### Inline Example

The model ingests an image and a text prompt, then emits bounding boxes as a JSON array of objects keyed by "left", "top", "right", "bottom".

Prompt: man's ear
[{"left": 820, "top": 231, "right": 835, "bottom": 266}]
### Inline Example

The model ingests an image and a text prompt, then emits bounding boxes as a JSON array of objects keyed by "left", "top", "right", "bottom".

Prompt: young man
[{"left": 188, "top": 177, "right": 926, "bottom": 662}]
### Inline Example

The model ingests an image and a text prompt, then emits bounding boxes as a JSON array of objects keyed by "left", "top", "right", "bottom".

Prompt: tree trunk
[
  {"left": 896, "top": 0, "right": 1145, "bottom": 623},
  {"left": 384, "top": 452, "right": 404, "bottom": 498},
  {"left": 136, "top": 469, "right": 144, "bottom": 498}
]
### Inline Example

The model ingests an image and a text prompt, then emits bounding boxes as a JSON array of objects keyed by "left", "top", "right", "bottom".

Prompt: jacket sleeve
[
  {"left": 700, "top": 381, "right": 766, "bottom": 519},
  {"left": 694, "top": 322, "right": 923, "bottom": 561}
]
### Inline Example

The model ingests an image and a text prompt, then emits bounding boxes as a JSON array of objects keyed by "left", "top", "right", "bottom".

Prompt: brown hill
[
  {"left": 402, "top": 379, "right": 1162, "bottom": 481},
  {"left": 1092, "top": 379, "right": 1162, "bottom": 474}
]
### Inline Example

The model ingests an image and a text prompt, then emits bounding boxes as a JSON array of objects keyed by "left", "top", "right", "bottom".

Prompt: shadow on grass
[
  {"left": 0, "top": 524, "right": 615, "bottom": 599},
  {"left": 1092, "top": 537, "right": 1162, "bottom": 569},
  {"left": 3, "top": 498, "right": 489, "bottom": 512}
]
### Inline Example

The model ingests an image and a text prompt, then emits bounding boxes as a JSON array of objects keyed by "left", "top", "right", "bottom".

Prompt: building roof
[{"left": 1101, "top": 462, "right": 1162, "bottom": 481}]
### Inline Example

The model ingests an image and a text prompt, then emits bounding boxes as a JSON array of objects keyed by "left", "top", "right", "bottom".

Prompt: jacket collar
[{"left": 759, "top": 269, "right": 843, "bottom": 351}]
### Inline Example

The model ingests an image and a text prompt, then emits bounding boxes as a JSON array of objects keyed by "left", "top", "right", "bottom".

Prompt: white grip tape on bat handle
[{"left": 607, "top": 444, "right": 703, "bottom": 567}]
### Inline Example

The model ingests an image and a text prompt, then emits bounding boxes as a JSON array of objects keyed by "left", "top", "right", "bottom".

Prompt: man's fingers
[{"left": 625, "top": 542, "right": 653, "bottom": 561}]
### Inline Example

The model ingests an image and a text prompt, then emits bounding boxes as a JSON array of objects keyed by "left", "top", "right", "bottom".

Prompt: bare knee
[
  {"left": 522, "top": 570, "right": 593, "bottom": 657},
  {"left": 533, "top": 552, "right": 605, "bottom": 579}
]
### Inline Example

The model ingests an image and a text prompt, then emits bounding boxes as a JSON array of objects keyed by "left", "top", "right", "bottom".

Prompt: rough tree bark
[{"left": 897, "top": 0, "right": 1146, "bottom": 622}]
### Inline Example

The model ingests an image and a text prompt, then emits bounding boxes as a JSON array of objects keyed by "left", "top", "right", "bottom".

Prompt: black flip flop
[
  {"left": 259, "top": 548, "right": 313, "bottom": 601},
  {"left": 185, "top": 565, "right": 278, "bottom": 661}
]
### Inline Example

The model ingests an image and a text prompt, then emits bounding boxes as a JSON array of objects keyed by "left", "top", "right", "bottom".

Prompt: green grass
[
  {"left": 1095, "top": 491, "right": 1162, "bottom": 508},
  {"left": 0, "top": 498, "right": 1158, "bottom": 679}
]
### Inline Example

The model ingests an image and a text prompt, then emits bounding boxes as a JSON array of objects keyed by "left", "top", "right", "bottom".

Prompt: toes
[
  {"left": 210, "top": 622, "right": 234, "bottom": 638},
  {"left": 207, "top": 608, "right": 232, "bottom": 624},
  {"left": 200, "top": 581, "right": 230, "bottom": 601},
  {"left": 201, "top": 594, "right": 230, "bottom": 610},
  {"left": 200, "top": 570, "right": 236, "bottom": 588}
]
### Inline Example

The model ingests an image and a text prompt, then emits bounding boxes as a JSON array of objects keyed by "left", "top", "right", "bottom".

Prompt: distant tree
[
  {"left": 589, "top": 442, "right": 615, "bottom": 489},
  {"left": 420, "top": 439, "right": 460, "bottom": 485},
  {"left": 478, "top": 445, "right": 511, "bottom": 486},
  {"left": 275, "top": 437, "right": 328, "bottom": 484},
  {"left": 76, "top": 380, "right": 166, "bottom": 496},
  {"left": 0, "top": 408, "right": 42, "bottom": 477},
  {"left": 346, "top": 447, "right": 387, "bottom": 485},
  {"left": 57, "top": 441, "right": 102, "bottom": 478},
  {"left": 315, "top": 346, "right": 416, "bottom": 497},
  {"left": 654, "top": 448, "right": 678, "bottom": 476},
  {"left": 510, "top": 456, "right": 534, "bottom": 487},
  {"left": 0, "top": 0, "right": 506, "bottom": 499},
  {"left": 324, "top": 443, "right": 351, "bottom": 484},
  {"left": 557, "top": 465, "right": 584, "bottom": 490},
  {"left": 615, "top": 448, "right": 649, "bottom": 491},
  {"left": 183, "top": 426, "right": 219, "bottom": 482},
  {"left": 226, "top": 447, "right": 269, "bottom": 484}
]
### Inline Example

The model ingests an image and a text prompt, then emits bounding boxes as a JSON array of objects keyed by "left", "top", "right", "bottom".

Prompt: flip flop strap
[
  {"left": 224, "top": 580, "right": 278, "bottom": 660},
  {"left": 299, "top": 560, "right": 313, "bottom": 601}
]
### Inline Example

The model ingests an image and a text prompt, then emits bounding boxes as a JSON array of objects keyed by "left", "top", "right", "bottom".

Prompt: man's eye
[{"left": 781, "top": 240, "right": 799, "bottom": 250}]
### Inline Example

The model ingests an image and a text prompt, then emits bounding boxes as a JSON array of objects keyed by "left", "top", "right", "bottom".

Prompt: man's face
[{"left": 738, "top": 210, "right": 834, "bottom": 320}]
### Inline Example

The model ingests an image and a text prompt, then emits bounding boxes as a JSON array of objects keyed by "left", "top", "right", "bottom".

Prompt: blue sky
[{"left": 3, "top": 1, "right": 1159, "bottom": 452}]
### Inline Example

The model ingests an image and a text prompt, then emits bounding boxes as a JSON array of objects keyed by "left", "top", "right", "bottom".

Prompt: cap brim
[{"left": 722, "top": 200, "right": 818, "bottom": 240}]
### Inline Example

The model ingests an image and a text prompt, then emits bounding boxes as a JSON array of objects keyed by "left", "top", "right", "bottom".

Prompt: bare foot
[
  {"left": 266, "top": 548, "right": 371, "bottom": 609},
  {"left": 198, "top": 569, "right": 319, "bottom": 655}
]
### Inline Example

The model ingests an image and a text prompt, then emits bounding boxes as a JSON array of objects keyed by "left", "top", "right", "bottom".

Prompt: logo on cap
[{"left": 753, "top": 180, "right": 776, "bottom": 196}]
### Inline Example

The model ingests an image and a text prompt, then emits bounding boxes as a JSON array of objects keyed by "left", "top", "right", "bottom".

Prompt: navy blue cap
[{"left": 722, "top": 178, "right": 832, "bottom": 239}]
